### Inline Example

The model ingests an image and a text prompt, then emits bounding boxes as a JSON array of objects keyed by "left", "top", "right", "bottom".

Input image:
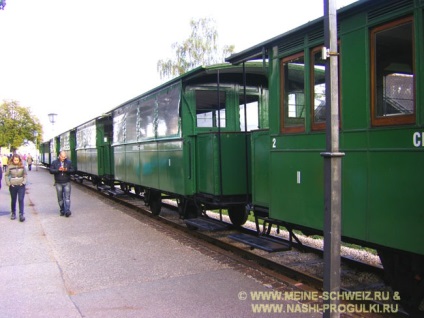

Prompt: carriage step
[
  {"left": 184, "top": 217, "right": 230, "bottom": 231},
  {"left": 97, "top": 184, "right": 110, "bottom": 191},
  {"left": 106, "top": 188, "right": 125, "bottom": 196},
  {"left": 228, "top": 233, "right": 291, "bottom": 252}
]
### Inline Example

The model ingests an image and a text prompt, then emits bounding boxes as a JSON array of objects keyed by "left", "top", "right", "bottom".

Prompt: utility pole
[{"left": 321, "top": 0, "right": 344, "bottom": 317}]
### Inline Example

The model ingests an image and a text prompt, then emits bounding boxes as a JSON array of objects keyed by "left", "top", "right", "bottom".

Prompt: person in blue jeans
[
  {"left": 5, "top": 154, "right": 27, "bottom": 222},
  {"left": 49, "top": 151, "right": 74, "bottom": 217}
]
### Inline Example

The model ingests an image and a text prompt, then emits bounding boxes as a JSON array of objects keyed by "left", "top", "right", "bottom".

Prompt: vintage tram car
[
  {"left": 108, "top": 63, "right": 267, "bottom": 223},
  {"left": 227, "top": 0, "right": 423, "bottom": 312}
]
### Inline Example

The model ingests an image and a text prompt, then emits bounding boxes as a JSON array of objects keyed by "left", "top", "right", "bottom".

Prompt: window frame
[
  {"left": 310, "top": 45, "right": 342, "bottom": 131},
  {"left": 370, "top": 16, "right": 415, "bottom": 127},
  {"left": 310, "top": 46, "right": 327, "bottom": 131},
  {"left": 280, "top": 52, "right": 306, "bottom": 134}
]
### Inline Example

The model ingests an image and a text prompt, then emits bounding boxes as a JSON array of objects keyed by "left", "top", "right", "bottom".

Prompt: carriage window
[
  {"left": 138, "top": 98, "right": 156, "bottom": 139},
  {"left": 157, "top": 84, "right": 181, "bottom": 137},
  {"left": 371, "top": 17, "right": 415, "bottom": 126},
  {"left": 125, "top": 103, "right": 137, "bottom": 142},
  {"left": 311, "top": 47, "right": 327, "bottom": 130},
  {"left": 196, "top": 90, "right": 226, "bottom": 128},
  {"left": 239, "top": 95, "right": 259, "bottom": 131},
  {"left": 311, "top": 45, "right": 341, "bottom": 130},
  {"left": 281, "top": 53, "right": 305, "bottom": 133}
]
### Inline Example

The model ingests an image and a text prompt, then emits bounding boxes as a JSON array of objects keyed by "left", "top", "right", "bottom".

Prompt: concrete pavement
[{"left": 0, "top": 166, "right": 308, "bottom": 318}]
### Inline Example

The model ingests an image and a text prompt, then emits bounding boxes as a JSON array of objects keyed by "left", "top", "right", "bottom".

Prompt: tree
[
  {"left": 0, "top": 100, "right": 43, "bottom": 152},
  {"left": 157, "top": 17, "right": 235, "bottom": 79}
]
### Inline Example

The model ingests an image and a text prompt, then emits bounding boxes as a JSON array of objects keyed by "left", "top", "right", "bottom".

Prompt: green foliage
[
  {"left": 0, "top": 100, "right": 43, "bottom": 152},
  {"left": 157, "top": 17, "right": 235, "bottom": 79}
]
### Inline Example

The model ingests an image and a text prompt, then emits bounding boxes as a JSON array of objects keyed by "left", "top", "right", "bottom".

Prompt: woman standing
[{"left": 4, "top": 154, "right": 27, "bottom": 222}]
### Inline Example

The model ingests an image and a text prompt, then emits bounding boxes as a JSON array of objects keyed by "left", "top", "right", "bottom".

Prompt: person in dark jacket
[{"left": 50, "top": 151, "right": 74, "bottom": 217}]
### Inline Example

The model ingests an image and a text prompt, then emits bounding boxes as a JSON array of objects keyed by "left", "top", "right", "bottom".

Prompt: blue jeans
[
  {"left": 9, "top": 184, "right": 25, "bottom": 214},
  {"left": 55, "top": 182, "right": 71, "bottom": 213}
]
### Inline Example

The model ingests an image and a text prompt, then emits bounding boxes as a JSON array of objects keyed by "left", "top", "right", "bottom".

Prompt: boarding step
[
  {"left": 106, "top": 188, "right": 126, "bottom": 196},
  {"left": 97, "top": 184, "right": 111, "bottom": 191},
  {"left": 184, "top": 217, "right": 230, "bottom": 231},
  {"left": 228, "top": 233, "right": 291, "bottom": 252}
]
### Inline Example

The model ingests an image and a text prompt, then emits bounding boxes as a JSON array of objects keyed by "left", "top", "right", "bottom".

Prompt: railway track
[{"left": 75, "top": 178, "right": 408, "bottom": 317}]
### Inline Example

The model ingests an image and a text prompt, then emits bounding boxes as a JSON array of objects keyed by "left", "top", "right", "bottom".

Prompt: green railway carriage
[
  {"left": 39, "top": 140, "right": 52, "bottom": 166},
  {"left": 75, "top": 116, "right": 114, "bottom": 185},
  {"left": 227, "top": 0, "right": 423, "bottom": 311},
  {"left": 49, "top": 137, "right": 60, "bottom": 164},
  {"left": 58, "top": 129, "right": 76, "bottom": 166},
  {"left": 111, "top": 63, "right": 268, "bottom": 223}
]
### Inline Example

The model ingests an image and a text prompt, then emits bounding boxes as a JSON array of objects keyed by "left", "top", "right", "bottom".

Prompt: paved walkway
[{"left": 0, "top": 166, "right": 311, "bottom": 318}]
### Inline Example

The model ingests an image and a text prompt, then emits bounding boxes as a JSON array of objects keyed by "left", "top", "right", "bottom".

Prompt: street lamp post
[
  {"left": 48, "top": 113, "right": 58, "bottom": 138},
  {"left": 48, "top": 113, "right": 57, "bottom": 125}
]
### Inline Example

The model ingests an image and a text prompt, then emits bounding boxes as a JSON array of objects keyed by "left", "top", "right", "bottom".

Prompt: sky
[{"left": 0, "top": 0, "right": 358, "bottom": 141}]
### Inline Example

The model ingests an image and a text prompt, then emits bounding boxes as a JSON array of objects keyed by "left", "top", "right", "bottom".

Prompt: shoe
[
  {"left": 19, "top": 215, "right": 25, "bottom": 222},
  {"left": 60, "top": 211, "right": 65, "bottom": 216},
  {"left": 65, "top": 211, "right": 71, "bottom": 217},
  {"left": 10, "top": 212, "right": 16, "bottom": 220}
]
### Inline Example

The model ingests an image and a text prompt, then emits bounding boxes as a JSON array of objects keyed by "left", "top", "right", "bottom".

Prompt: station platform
[{"left": 0, "top": 166, "right": 314, "bottom": 318}]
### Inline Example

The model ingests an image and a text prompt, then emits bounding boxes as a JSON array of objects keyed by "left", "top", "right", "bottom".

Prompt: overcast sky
[{"left": 0, "top": 0, "right": 357, "bottom": 140}]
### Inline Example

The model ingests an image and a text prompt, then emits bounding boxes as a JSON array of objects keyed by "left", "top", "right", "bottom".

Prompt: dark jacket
[{"left": 49, "top": 158, "right": 74, "bottom": 183}]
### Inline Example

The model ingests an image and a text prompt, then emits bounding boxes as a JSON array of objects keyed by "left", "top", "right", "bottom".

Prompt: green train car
[
  {"left": 39, "top": 140, "right": 52, "bottom": 166},
  {"left": 75, "top": 116, "right": 114, "bottom": 185},
  {"left": 58, "top": 130, "right": 76, "bottom": 166},
  {"left": 227, "top": 0, "right": 423, "bottom": 311},
  {"left": 110, "top": 63, "right": 267, "bottom": 223},
  {"left": 41, "top": 137, "right": 59, "bottom": 165}
]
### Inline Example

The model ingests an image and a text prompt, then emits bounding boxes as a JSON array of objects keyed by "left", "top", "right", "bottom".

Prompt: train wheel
[
  {"left": 149, "top": 190, "right": 162, "bottom": 216},
  {"left": 228, "top": 205, "right": 249, "bottom": 227},
  {"left": 378, "top": 249, "right": 424, "bottom": 314}
]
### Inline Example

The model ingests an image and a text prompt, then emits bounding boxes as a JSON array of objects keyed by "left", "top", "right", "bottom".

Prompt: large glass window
[
  {"left": 137, "top": 98, "right": 156, "bottom": 140},
  {"left": 196, "top": 90, "right": 226, "bottom": 128},
  {"left": 280, "top": 53, "right": 305, "bottom": 133},
  {"left": 239, "top": 95, "right": 259, "bottom": 131},
  {"left": 157, "top": 84, "right": 181, "bottom": 137},
  {"left": 113, "top": 109, "right": 126, "bottom": 144},
  {"left": 125, "top": 103, "right": 138, "bottom": 143},
  {"left": 371, "top": 17, "right": 415, "bottom": 126},
  {"left": 76, "top": 120, "right": 96, "bottom": 149},
  {"left": 311, "top": 47, "right": 327, "bottom": 130},
  {"left": 60, "top": 133, "right": 70, "bottom": 151}
]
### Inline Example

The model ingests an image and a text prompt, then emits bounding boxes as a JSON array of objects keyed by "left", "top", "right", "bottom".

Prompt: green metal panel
[
  {"left": 368, "top": 150, "right": 423, "bottom": 254},
  {"left": 139, "top": 142, "right": 159, "bottom": 189},
  {"left": 157, "top": 140, "right": 185, "bottom": 194},
  {"left": 183, "top": 138, "right": 196, "bottom": 195},
  {"left": 251, "top": 130, "right": 270, "bottom": 207},
  {"left": 89, "top": 148, "right": 98, "bottom": 175},
  {"left": 196, "top": 134, "right": 216, "bottom": 194},
  {"left": 269, "top": 149, "right": 324, "bottom": 230},
  {"left": 113, "top": 145, "right": 125, "bottom": 181},
  {"left": 341, "top": 151, "right": 368, "bottom": 239},
  {"left": 96, "top": 117, "right": 114, "bottom": 177},
  {"left": 76, "top": 148, "right": 97, "bottom": 175},
  {"left": 125, "top": 144, "right": 140, "bottom": 185},
  {"left": 196, "top": 132, "right": 250, "bottom": 196},
  {"left": 69, "top": 130, "right": 77, "bottom": 168},
  {"left": 76, "top": 149, "right": 85, "bottom": 172},
  {"left": 340, "top": 29, "right": 369, "bottom": 130}
]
